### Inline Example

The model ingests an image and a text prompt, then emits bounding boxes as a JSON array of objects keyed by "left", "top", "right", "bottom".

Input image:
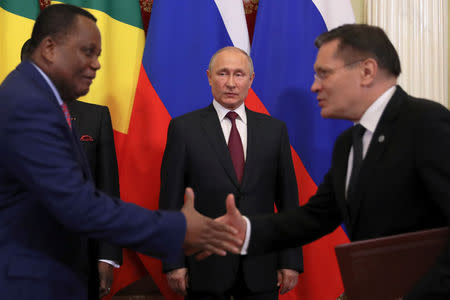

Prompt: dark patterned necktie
[
  {"left": 61, "top": 103, "right": 72, "bottom": 128},
  {"left": 347, "top": 124, "right": 366, "bottom": 200},
  {"left": 226, "top": 111, "right": 244, "bottom": 183}
]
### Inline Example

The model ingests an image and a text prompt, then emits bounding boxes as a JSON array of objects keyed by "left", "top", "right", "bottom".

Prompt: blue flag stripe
[
  {"left": 251, "top": 0, "right": 351, "bottom": 185},
  {"left": 143, "top": 1, "right": 233, "bottom": 118}
]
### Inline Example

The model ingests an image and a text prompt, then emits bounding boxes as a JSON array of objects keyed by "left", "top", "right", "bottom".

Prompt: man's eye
[
  {"left": 84, "top": 48, "right": 94, "bottom": 56},
  {"left": 318, "top": 70, "right": 329, "bottom": 79}
]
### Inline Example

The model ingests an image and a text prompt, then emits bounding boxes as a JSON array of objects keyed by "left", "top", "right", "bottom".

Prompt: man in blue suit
[
  {"left": 0, "top": 4, "right": 241, "bottom": 300},
  {"left": 22, "top": 37, "right": 122, "bottom": 300}
]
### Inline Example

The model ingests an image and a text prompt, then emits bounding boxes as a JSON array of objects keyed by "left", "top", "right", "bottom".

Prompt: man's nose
[
  {"left": 310, "top": 77, "right": 321, "bottom": 93},
  {"left": 225, "top": 75, "right": 236, "bottom": 88},
  {"left": 91, "top": 57, "right": 101, "bottom": 71}
]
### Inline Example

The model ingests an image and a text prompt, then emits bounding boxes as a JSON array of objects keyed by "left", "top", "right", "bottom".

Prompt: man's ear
[
  {"left": 360, "top": 58, "right": 378, "bottom": 86},
  {"left": 39, "top": 36, "right": 57, "bottom": 63},
  {"left": 249, "top": 72, "right": 255, "bottom": 85},
  {"left": 206, "top": 69, "right": 212, "bottom": 86}
]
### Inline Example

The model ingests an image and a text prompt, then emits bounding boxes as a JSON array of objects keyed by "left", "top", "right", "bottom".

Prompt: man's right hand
[
  {"left": 216, "top": 193, "right": 247, "bottom": 242},
  {"left": 196, "top": 193, "right": 247, "bottom": 260},
  {"left": 181, "top": 188, "right": 243, "bottom": 256},
  {"left": 167, "top": 268, "right": 188, "bottom": 296}
]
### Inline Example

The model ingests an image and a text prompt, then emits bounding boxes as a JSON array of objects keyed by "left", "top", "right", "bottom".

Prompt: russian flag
[
  {"left": 248, "top": 0, "right": 355, "bottom": 299},
  {"left": 116, "top": 0, "right": 354, "bottom": 299},
  {"left": 145, "top": 0, "right": 250, "bottom": 117}
]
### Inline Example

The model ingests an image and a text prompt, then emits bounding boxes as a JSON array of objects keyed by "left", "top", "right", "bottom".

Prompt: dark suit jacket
[
  {"left": 249, "top": 86, "right": 450, "bottom": 299},
  {"left": 68, "top": 100, "right": 122, "bottom": 299},
  {"left": 159, "top": 104, "right": 302, "bottom": 294},
  {"left": 0, "top": 61, "right": 186, "bottom": 300}
]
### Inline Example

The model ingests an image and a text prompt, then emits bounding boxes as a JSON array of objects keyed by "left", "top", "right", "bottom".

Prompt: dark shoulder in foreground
[{"left": 68, "top": 100, "right": 109, "bottom": 112}]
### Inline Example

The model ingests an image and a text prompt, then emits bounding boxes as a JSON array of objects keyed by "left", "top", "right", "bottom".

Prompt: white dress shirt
[
  {"left": 345, "top": 85, "right": 396, "bottom": 195},
  {"left": 213, "top": 100, "right": 248, "bottom": 160},
  {"left": 212, "top": 100, "right": 251, "bottom": 254}
]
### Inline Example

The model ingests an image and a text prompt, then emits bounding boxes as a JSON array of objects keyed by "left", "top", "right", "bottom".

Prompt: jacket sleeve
[
  {"left": 159, "top": 119, "right": 188, "bottom": 272},
  {"left": 275, "top": 123, "right": 303, "bottom": 273},
  {"left": 95, "top": 106, "right": 123, "bottom": 265}
]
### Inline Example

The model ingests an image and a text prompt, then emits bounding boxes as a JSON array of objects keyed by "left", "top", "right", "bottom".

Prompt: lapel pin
[{"left": 378, "top": 135, "right": 385, "bottom": 143}]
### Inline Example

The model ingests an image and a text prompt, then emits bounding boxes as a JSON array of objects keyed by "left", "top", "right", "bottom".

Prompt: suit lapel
[
  {"left": 240, "top": 108, "right": 257, "bottom": 190},
  {"left": 66, "top": 102, "right": 92, "bottom": 180},
  {"left": 67, "top": 104, "right": 80, "bottom": 130},
  {"left": 200, "top": 105, "right": 240, "bottom": 188},
  {"left": 20, "top": 63, "right": 92, "bottom": 180},
  {"left": 348, "top": 86, "right": 406, "bottom": 227},
  {"left": 70, "top": 126, "right": 93, "bottom": 181}
]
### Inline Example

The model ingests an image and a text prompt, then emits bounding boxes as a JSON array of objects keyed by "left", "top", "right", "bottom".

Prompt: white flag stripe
[
  {"left": 312, "top": 0, "right": 356, "bottom": 30},
  {"left": 214, "top": 0, "right": 251, "bottom": 54}
]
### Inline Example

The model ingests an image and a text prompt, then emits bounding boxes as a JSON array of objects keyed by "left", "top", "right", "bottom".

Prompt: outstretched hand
[
  {"left": 196, "top": 193, "right": 247, "bottom": 260},
  {"left": 181, "top": 187, "right": 242, "bottom": 257},
  {"left": 217, "top": 193, "right": 246, "bottom": 242}
]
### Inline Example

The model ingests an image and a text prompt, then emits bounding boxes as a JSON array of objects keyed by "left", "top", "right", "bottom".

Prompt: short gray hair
[{"left": 208, "top": 46, "right": 254, "bottom": 75}]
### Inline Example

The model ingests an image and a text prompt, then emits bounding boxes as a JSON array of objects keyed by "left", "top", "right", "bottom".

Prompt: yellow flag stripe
[
  {"left": 79, "top": 8, "right": 145, "bottom": 134},
  {"left": 0, "top": 6, "right": 35, "bottom": 83},
  {"left": 52, "top": 2, "right": 145, "bottom": 134}
]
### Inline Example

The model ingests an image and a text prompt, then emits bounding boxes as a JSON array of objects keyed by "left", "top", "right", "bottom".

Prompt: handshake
[{"left": 181, "top": 187, "right": 247, "bottom": 258}]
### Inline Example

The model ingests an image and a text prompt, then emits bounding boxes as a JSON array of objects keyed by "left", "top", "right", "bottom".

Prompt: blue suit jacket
[{"left": 0, "top": 61, "right": 186, "bottom": 300}]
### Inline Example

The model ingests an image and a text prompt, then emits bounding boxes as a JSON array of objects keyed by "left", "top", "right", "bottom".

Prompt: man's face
[
  {"left": 51, "top": 15, "right": 101, "bottom": 101},
  {"left": 311, "top": 39, "right": 364, "bottom": 121},
  {"left": 207, "top": 49, "right": 254, "bottom": 110}
]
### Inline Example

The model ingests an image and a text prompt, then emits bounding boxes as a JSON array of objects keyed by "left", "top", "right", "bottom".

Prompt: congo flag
[{"left": 0, "top": 0, "right": 39, "bottom": 83}]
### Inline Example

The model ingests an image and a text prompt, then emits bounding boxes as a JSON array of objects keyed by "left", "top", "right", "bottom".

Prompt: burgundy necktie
[
  {"left": 61, "top": 103, "right": 72, "bottom": 128},
  {"left": 226, "top": 111, "right": 244, "bottom": 183}
]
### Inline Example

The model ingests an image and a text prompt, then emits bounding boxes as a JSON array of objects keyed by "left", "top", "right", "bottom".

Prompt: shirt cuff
[
  {"left": 98, "top": 259, "right": 120, "bottom": 268},
  {"left": 240, "top": 215, "right": 251, "bottom": 255}
]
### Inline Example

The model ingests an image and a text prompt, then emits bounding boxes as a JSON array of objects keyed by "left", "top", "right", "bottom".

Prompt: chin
[
  {"left": 77, "top": 89, "right": 90, "bottom": 98},
  {"left": 320, "top": 110, "right": 330, "bottom": 119}
]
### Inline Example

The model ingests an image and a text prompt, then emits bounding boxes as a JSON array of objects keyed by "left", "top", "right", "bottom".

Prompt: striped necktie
[{"left": 61, "top": 103, "right": 72, "bottom": 128}]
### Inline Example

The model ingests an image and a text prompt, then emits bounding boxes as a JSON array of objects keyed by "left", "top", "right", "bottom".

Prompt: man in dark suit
[
  {"left": 22, "top": 37, "right": 122, "bottom": 300},
  {"left": 217, "top": 24, "right": 450, "bottom": 300},
  {"left": 68, "top": 100, "right": 122, "bottom": 299},
  {"left": 159, "top": 46, "right": 302, "bottom": 300},
  {"left": 0, "top": 4, "right": 242, "bottom": 300}
]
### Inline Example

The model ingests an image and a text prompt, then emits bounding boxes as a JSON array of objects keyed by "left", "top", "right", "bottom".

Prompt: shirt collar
[
  {"left": 357, "top": 85, "right": 396, "bottom": 133},
  {"left": 31, "top": 62, "right": 64, "bottom": 106},
  {"left": 213, "top": 99, "right": 247, "bottom": 124}
]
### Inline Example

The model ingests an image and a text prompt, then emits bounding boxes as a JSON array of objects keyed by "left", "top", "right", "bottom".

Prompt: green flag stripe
[
  {"left": 56, "top": 0, "right": 143, "bottom": 29},
  {"left": 0, "top": 0, "right": 40, "bottom": 20}
]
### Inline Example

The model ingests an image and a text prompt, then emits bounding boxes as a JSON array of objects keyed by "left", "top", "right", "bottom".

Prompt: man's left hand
[
  {"left": 277, "top": 269, "right": 299, "bottom": 294},
  {"left": 98, "top": 261, "right": 114, "bottom": 298}
]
